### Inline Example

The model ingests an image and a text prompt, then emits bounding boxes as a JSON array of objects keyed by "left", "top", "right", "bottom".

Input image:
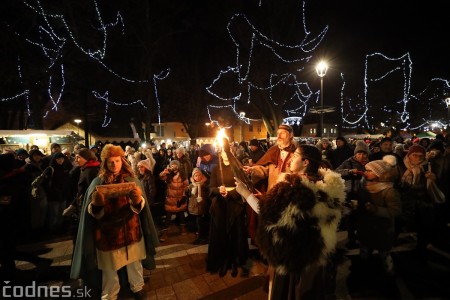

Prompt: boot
[
  {"left": 180, "top": 225, "right": 188, "bottom": 236},
  {"left": 159, "top": 229, "right": 169, "bottom": 242}
]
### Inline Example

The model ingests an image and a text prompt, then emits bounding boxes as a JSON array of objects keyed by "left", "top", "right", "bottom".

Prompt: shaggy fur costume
[{"left": 256, "top": 168, "right": 345, "bottom": 275}]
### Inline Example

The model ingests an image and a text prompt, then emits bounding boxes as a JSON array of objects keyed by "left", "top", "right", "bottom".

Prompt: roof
[{"left": 0, "top": 130, "right": 75, "bottom": 136}]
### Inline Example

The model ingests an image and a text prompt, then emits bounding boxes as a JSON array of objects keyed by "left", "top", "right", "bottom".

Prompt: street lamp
[
  {"left": 316, "top": 61, "right": 328, "bottom": 138},
  {"left": 74, "top": 119, "right": 82, "bottom": 135},
  {"left": 445, "top": 97, "right": 450, "bottom": 127},
  {"left": 239, "top": 112, "right": 246, "bottom": 142},
  {"left": 205, "top": 122, "right": 211, "bottom": 137}
]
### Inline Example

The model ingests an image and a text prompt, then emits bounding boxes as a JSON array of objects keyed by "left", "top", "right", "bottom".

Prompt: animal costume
[{"left": 256, "top": 169, "right": 345, "bottom": 299}]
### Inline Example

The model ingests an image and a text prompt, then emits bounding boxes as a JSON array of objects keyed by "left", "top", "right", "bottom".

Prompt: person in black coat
[
  {"left": 206, "top": 149, "right": 249, "bottom": 277},
  {"left": 248, "top": 139, "right": 265, "bottom": 165},
  {"left": 0, "top": 153, "right": 52, "bottom": 280},
  {"left": 330, "top": 136, "right": 354, "bottom": 169}
]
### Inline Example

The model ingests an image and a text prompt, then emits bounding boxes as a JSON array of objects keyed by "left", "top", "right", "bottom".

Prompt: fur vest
[
  {"left": 94, "top": 194, "right": 142, "bottom": 251},
  {"left": 256, "top": 169, "right": 345, "bottom": 275}
]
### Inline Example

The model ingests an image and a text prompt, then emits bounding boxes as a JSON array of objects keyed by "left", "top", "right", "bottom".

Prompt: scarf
[
  {"left": 191, "top": 176, "right": 207, "bottom": 202},
  {"left": 365, "top": 181, "right": 394, "bottom": 193},
  {"left": 402, "top": 155, "right": 427, "bottom": 186}
]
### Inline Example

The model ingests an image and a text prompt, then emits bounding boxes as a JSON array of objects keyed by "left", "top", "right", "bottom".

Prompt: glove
[
  {"left": 234, "top": 177, "right": 252, "bottom": 199},
  {"left": 91, "top": 191, "right": 105, "bottom": 206},
  {"left": 129, "top": 188, "right": 143, "bottom": 206}
]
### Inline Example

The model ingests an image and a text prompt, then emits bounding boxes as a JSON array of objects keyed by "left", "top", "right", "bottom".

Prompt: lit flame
[{"left": 215, "top": 128, "right": 228, "bottom": 150}]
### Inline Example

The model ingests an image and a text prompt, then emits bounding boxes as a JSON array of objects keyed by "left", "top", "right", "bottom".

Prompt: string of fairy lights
[
  {"left": 1, "top": 0, "right": 169, "bottom": 126},
  {"left": 1, "top": 0, "right": 449, "bottom": 132},
  {"left": 206, "top": 1, "right": 327, "bottom": 128},
  {"left": 205, "top": 1, "right": 449, "bottom": 132}
]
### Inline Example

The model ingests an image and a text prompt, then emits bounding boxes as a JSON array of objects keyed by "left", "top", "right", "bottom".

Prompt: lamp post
[
  {"left": 205, "top": 122, "right": 211, "bottom": 138},
  {"left": 316, "top": 61, "right": 328, "bottom": 138},
  {"left": 239, "top": 111, "right": 246, "bottom": 142},
  {"left": 446, "top": 97, "right": 450, "bottom": 127},
  {"left": 74, "top": 119, "right": 82, "bottom": 135}
]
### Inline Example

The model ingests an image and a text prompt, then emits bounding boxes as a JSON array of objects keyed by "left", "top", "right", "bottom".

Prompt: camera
[{"left": 167, "top": 166, "right": 177, "bottom": 174}]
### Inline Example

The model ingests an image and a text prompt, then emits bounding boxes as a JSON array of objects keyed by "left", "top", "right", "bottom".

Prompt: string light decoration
[
  {"left": 341, "top": 52, "right": 413, "bottom": 130},
  {"left": 92, "top": 91, "right": 147, "bottom": 127},
  {"left": 206, "top": 1, "right": 327, "bottom": 128},
  {"left": 1, "top": 0, "right": 170, "bottom": 127}
]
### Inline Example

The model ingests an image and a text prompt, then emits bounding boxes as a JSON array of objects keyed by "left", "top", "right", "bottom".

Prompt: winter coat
[
  {"left": 335, "top": 156, "right": 365, "bottom": 200},
  {"left": 356, "top": 184, "right": 401, "bottom": 251},
  {"left": 187, "top": 180, "right": 209, "bottom": 216},
  {"left": 257, "top": 169, "right": 345, "bottom": 300},
  {"left": 139, "top": 172, "right": 156, "bottom": 206},
  {"left": 207, "top": 162, "right": 249, "bottom": 273},
  {"left": 251, "top": 143, "right": 296, "bottom": 192},
  {"left": 70, "top": 176, "right": 159, "bottom": 289},
  {"left": 330, "top": 145, "right": 354, "bottom": 169},
  {"left": 160, "top": 173, "right": 189, "bottom": 213},
  {"left": 248, "top": 147, "right": 265, "bottom": 164}
]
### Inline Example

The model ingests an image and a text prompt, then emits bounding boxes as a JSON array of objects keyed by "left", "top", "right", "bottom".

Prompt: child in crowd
[
  {"left": 187, "top": 168, "right": 210, "bottom": 245},
  {"left": 357, "top": 155, "right": 402, "bottom": 275}
]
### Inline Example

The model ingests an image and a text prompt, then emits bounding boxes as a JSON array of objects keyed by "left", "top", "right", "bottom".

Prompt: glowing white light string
[
  {"left": 92, "top": 90, "right": 148, "bottom": 127},
  {"left": 207, "top": 1, "right": 327, "bottom": 126}
]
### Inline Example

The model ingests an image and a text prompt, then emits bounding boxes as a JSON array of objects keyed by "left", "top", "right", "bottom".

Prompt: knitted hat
[
  {"left": 365, "top": 155, "right": 397, "bottom": 180},
  {"left": 249, "top": 139, "right": 259, "bottom": 147},
  {"left": 137, "top": 159, "right": 153, "bottom": 172},
  {"left": 169, "top": 160, "right": 180, "bottom": 169},
  {"left": 54, "top": 152, "right": 65, "bottom": 159},
  {"left": 77, "top": 148, "right": 97, "bottom": 161},
  {"left": 15, "top": 148, "right": 29, "bottom": 157},
  {"left": 278, "top": 124, "right": 293, "bottom": 134},
  {"left": 354, "top": 140, "right": 369, "bottom": 154},
  {"left": 101, "top": 144, "right": 125, "bottom": 161},
  {"left": 407, "top": 144, "right": 426, "bottom": 156}
]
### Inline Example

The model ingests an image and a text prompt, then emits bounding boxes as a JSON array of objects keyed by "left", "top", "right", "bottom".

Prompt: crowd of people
[{"left": 1, "top": 129, "right": 449, "bottom": 299}]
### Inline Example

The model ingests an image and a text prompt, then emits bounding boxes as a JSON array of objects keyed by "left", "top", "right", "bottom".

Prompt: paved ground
[{"left": 9, "top": 225, "right": 450, "bottom": 299}]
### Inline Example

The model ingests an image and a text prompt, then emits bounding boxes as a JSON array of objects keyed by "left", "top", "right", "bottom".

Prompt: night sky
[{"left": 1, "top": 0, "right": 449, "bottom": 134}]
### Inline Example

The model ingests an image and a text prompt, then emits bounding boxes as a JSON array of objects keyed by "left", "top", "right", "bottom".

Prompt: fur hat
[
  {"left": 278, "top": 124, "right": 293, "bottom": 134},
  {"left": 249, "top": 139, "right": 259, "bottom": 147},
  {"left": 77, "top": 148, "right": 97, "bottom": 161},
  {"left": 321, "top": 138, "right": 330, "bottom": 144},
  {"left": 407, "top": 144, "right": 426, "bottom": 156},
  {"left": 101, "top": 144, "right": 125, "bottom": 161},
  {"left": 137, "top": 158, "right": 154, "bottom": 172},
  {"left": 365, "top": 155, "right": 397, "bottom": 181},
  {"left": 354, "top": 140, "right": 369, "bottom": 154},
  {"left": 175, "top": 147, "right": 186, "bottom": 155}
]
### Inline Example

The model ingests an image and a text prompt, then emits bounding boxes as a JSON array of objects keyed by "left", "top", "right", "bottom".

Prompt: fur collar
[{"left": 257, "top": 169, "right": 345, "bottom": 275}]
